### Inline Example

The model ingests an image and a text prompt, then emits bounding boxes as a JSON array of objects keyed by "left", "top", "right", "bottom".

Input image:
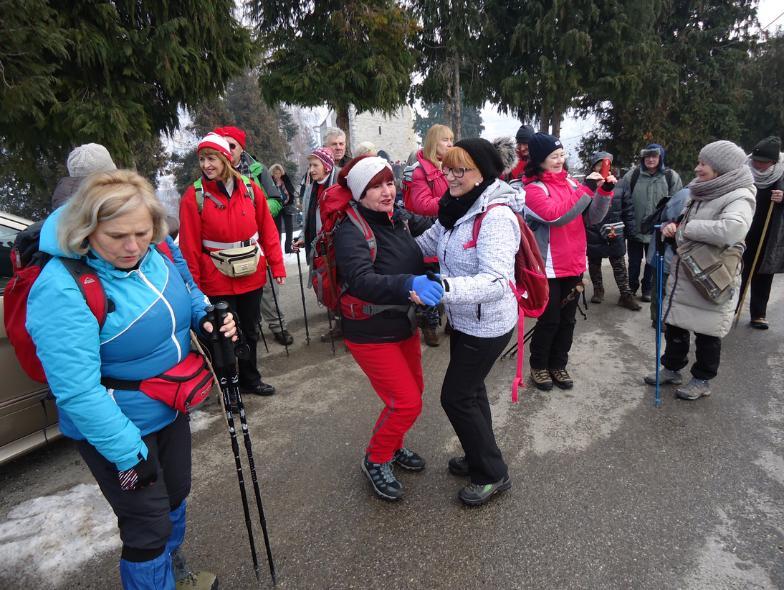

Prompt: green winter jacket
[
  {"left": 623, "top": 167, "right": 683, "bottom": 243},
  {"left": 241, "top": 153, "right": 283, "bottom": 218}
]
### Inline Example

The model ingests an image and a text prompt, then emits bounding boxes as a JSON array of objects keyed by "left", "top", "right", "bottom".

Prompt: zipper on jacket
[{"left": 136, "top": 267, "right": 182, "bottom": 362}]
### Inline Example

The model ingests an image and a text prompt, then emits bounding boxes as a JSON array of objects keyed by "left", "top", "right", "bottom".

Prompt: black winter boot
[{"left": 591, "top": 286, "right": 604, "bottom": 304}]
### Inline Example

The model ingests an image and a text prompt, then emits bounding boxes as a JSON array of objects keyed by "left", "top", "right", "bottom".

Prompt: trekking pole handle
[
  {"left": 426, "top": 270, "right": 442, "bottom": 285},
  {"left": 204, "top": 305, "right": 225, "bottom": 370},
  {"left": 213, "top": 301, "right": 237, "bottom": 367}
]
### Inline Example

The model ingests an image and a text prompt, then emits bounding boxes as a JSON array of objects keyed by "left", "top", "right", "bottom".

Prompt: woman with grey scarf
[
  {"left": 738, "top": 136, "right": 784, "bottom": 329},
  {"left": 644, "top": 141, "right": 755, "bottom": 401}
]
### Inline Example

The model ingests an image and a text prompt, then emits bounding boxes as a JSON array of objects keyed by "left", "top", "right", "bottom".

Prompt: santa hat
[
  {"left": 197, "top": 133, "right": 232, "bottom": 160},
  {"left": 214, "top": 126, "right": 246, "bottom": 150}
]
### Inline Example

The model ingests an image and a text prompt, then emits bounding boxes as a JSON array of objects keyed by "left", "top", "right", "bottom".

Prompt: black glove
[
  {"left": 118, "top": 453, "right": 158, "bottom": 491},
  {"left": 601, "top": 181, "right": 616, "bottom": 192}
]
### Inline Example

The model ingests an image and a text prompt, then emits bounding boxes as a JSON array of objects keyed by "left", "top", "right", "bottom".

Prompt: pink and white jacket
[{"left": 524, "top": 171, "right": 613, "bottom": 278}]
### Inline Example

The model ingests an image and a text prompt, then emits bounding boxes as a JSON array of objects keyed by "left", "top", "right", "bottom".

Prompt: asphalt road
[{"left": 1, "top": 264, "right": 782, "bottom": 589}]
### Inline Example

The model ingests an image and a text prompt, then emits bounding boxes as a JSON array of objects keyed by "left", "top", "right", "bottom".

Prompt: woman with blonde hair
[
  {"left": 27, "top": 169, "right": 235, "bottom": 588},
  {"left": 179, "top": 133, "right": 285, "bottom": 396},
  {"left": 402, "top": 124, "right": 453, "bottom": 216}
]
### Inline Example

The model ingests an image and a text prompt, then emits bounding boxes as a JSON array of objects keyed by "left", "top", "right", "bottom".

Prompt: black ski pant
[
  {"left": 739, "top": 250, "right": 775, "bottom": 320},
  {"left": 441, "top": 328, "right": 512, "bottom": 485},
  {"left": 662, "top": 324, "right": 722, "bottom": 381},
  {"left": 529, "top": 275, "right": 582, "bottom": 370},
  {"left": 210, "top": 288, "right": 264, "bottom": 387},
  {"left": 78, "top": 412, "right": 191, "bottom": 560},
  {"left": 627, "top": 239, "right": 653, "bottom": 295}
]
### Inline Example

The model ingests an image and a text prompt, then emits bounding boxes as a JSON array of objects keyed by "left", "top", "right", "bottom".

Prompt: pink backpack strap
[
  {"left": 463, "top": 203, "right": 507, "bottom": 249},
  {"left": 345, "top": 202, "right": 377, "bottom": 262},
  {"left": 511, "top": 313, "right": 525, "bottom": 402}
]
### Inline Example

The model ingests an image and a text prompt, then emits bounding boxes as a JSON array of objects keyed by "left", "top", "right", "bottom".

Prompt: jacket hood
[
  {"left": 456, "top": 179, "right": 520, "bottom": 226},
  {"left": 640, "top": 143, "right": 666, "bottom": 172},
  {"left": 39, "top": 206, "right": 76, "bottom": 259},
  {"left": 51, "top": 176, "right": 83, "bottom": 210}
]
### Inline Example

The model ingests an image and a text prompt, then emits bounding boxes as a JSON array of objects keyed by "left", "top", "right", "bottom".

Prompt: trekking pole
[
  {"left": 295, "top": 249, "right": 311, "bottom": 344},
  {"left": 734, "top": 200, "right": 775, "bottom": 327},
  {"left": 266, "top": 267, "right": 289, "bottom": 357},
  {"left": 257, "top": 320, "right": 270, "bottom": 354},
  {"left": 207, "top": 302, "right": 277, "bottom": 585},
  {"left": 654, "top": 225, "right": 664, "bottom": 408}
]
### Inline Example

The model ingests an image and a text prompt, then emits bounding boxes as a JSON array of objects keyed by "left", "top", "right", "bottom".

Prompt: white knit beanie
[
  {"left": 346, "top": 157, "right": 392, "bottom": 201},
  {"left": 698, "top": 140, "right": 747, "bottom": 176},
  {"left": 67, "top": 143, "right": 117, "bottom": 177}
]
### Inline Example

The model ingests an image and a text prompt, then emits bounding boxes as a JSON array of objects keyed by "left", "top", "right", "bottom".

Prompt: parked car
[{"left": 0, "top": 211, "right": 61, "bottom": 465}]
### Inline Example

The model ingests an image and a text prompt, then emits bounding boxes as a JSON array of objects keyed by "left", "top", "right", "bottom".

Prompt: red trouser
[{"left": 346, "top": 332, "right": 424, "bottom": 464}]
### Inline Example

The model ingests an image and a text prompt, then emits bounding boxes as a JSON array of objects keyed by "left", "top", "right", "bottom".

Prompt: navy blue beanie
[{"left": 528, "top": 133, "right": 563, "bottom": 169}]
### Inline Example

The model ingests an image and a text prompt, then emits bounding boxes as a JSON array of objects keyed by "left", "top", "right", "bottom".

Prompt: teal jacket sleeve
[
  {"left": 163, "top": 237, "right": 210, "bottom": 331},
  {"left": 26, "top": 259, "right": 147, "bottom": 470}
]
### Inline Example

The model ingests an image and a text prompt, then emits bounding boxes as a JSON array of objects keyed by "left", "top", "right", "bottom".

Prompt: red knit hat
[
  {"left": 308, "top": 147, "right": 335, "bottom": 173},
  {"left": 197, "top": 133, "right": 232, "bottom": 160},
  {"left": 214, "top": 126, "right": 246, "bottom": 150}
]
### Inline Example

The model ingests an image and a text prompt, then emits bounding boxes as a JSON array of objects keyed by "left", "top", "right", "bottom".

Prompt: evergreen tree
[
  {"left": 245, "top": 1, "right": 417, "bottom": 147},
  {"left": 738, "top": 31, "right": 784, "bottom": 150},
  {"left": 414, "top": 102, "right": 485, "bottom": 139},
  {"left": 0, "top": 0, "right": 254, "bottom": 218}
]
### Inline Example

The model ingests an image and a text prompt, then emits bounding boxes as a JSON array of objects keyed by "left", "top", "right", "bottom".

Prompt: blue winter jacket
[{"left": 26, "top": 207, "right": 210, "bottom": 470}]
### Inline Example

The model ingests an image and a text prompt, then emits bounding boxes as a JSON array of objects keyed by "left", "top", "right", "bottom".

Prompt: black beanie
[
  {"left": 751, "top": 136, "right": 781, "bottom": 162},
  {"left": 527, "top": 133, "right": 563, "bottom": 169},
  {"left": 515, "top": 124, "right": 535, "bottom": 145},
  {"left": 455, "top": 138, "right": 504, "bottom": 180}
]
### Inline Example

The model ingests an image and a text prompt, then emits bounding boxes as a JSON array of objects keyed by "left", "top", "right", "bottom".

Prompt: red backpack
[
  {"left": 4, "top": 221, "right": 174, "bottom": 383},
  {"left": 465, "top": 204, "right": 549, "bottom": 401},
  {"left": 309, "top": 184, "right": 408, "bottom": 320}
]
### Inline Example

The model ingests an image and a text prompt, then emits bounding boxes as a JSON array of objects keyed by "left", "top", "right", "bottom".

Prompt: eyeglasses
[
  {"left": 228, "top": 143, "right": 237, "bottom": 150},
  {"left": 443, "top": 167, "right": 474, "bottom": 179}
]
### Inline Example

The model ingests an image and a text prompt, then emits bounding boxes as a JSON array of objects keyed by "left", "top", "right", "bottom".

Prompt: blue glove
[{"left": 411, "top": 274, "right": 444, "bottom": 307}]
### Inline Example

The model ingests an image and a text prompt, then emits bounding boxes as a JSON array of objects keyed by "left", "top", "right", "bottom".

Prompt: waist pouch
[
  {"left": 600, "top": 222, "right": 625, "bottom": 240},
  {"left": 209, "top": 244, "right": 261, "bottom": 277},
  {"left": 101, "top": 352, "right": 214, "bottom": 413},
  {"left": 677, "top": 239, "right": 745, "bottom": 305}
]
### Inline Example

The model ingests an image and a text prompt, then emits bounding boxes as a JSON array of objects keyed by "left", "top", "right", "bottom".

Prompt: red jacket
[
  {"left": 179, "top": 176, "right": 285, "bottom": 296},
  {"left": 402, "top": 150, "right": 449, "bottom": 217},
  {"left": 524, "top": 171, "right": 612, "bottom": 278}
]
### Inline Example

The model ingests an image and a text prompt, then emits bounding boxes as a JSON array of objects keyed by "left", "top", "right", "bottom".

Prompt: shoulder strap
[
  {"left": 529, "top": 180, "right": 549, "bottom": 196},
  {"left": 664, "top": 168, "right": 675, "bottom": 193},
  {"left": 60, "top": 258, "right": 108, "bottom": 328},
  {"left": 193, "top": 178, "right": 205, "bottom": 214},
  {"left": 464, "top": 203, "right": 509, "bottom": 249},
  {"left": 240, "top": 174, "right": 255, "bottom": 205},
  {"left": 629, "top": 167, "right": 641, "bottom": 194},
  {"left": 154, "top": 241, "right": 175, "bottom": 262},
  {"left": 345, "top": 202, "right": 377, "bottom": 262}
]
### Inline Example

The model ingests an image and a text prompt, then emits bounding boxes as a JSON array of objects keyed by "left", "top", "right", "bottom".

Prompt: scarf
[
  {"left": 438, "top": 178, "right": 493, "bottom": 229},
  {"left": 688, "top": 166, "right": 753, "bottom": 201},
  {"left": 748, "top": 154, "right": 784, "bottom": 189}
]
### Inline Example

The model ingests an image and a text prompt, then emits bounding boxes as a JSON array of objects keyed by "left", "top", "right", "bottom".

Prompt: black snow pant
[
  {"left": 662, "top": 324, "right": 722, "bottom": 381},
  {"left": 529, "top": 276, "right": 582, "bottom": 370}
]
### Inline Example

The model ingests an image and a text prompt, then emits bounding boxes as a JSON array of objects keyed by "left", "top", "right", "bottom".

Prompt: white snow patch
[
  {"left": 0, "top": 484, "right": 119, "bottom": 586},
  {"left": 189, "top": 409, "right": 221, "bottom": 433}
]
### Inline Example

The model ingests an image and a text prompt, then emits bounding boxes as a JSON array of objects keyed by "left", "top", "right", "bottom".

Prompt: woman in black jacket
[
  {"left": 584, "top": 152, "right": 640, "bottom": 310},
  {"left": 270, "top": 163, "right": 298, "bottom": 253},
  {"left": 333, "top": 155, "right": 442, "bottom": 502}
]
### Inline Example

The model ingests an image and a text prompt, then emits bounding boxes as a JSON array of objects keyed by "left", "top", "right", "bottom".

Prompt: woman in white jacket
[
  {"left": 645, "top": 140, "right": 755, "bottom": 400},
  {"left": 416, "top": 138, "right": 520, "bottom": 506}
]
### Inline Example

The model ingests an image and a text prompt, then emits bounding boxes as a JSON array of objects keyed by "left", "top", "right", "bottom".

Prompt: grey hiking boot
[
  {"left": 458, "top": 475, "right": 512, "bottom": 506},
  {"left": 171, "top": 549, "right": 218, "bottom": 590},
  {"left": 362, "top": 456, "right": 403, "bottom": 501},
  {"left": 644, "top": 368, "right": 683, "bottom": 386},
  {"left": 618, "top": 293, "right": 642, "bottom": 311},
  {"left": 675, "top": 377, "right": 711, "bottom": 400}
]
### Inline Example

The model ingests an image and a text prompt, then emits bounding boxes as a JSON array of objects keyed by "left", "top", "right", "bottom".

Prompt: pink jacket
[
  {"left": 402, "top": 150, "right": 449, "bottom": 217},
  {"left": 524, "top": 171, "right": 613, "bottom": 278}
]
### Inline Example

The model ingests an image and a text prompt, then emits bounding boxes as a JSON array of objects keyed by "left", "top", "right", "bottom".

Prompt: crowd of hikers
[{"left": 8, "top": 118, "right": 783, "bottom": 589}]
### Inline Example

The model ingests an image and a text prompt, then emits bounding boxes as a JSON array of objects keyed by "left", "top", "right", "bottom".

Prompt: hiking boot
[
  {"left": 644, "top": 368, "right": 683, "bottom": 386},
  {"left": 393, "top": 447, "right": 426, "bottom": 471},
  {"left": 640, "top": 291, "right": 652, "bottom": 302},
  {"left": 590, "top": 286, "right": 604, "bottom": 303},
  {"left": 530, "top": 368, "right": 553, "bottom": 391},
  {"left": 550, "top": 368, "right": 574, "bottom": 389},
  {"left": 240, "top": 381, "right": 276, "bottom": 396},
  {"left": 618, "top": 293, "right": 642, "bottom": 311},
  {"left": 422, "top": 326, "right": 440, "bottom": 347},
  {"left": 448, "top": 456, "right": 470, "bottom": 477},
  {"left": 750, "top": 318, "right": 769, "bottom": 330},
  {"left": 362, "top": 456, "right": 403, "bottom": 501},
  {"left": 172, "top": 549, "right": 218, "bottom": 590},
  {"left": 675, "top": 377, "right": 711, "bottom": 400},
  {"left": 458, "top": 475, "right": 512, "bottom": 506},
  {"left": 273, "top": 330, "right": 294, "bottom": 345}
]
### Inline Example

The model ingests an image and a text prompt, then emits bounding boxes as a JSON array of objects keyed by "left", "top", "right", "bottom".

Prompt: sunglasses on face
[{"left": 228, "top": 143, "right": 237, "bottom": 150}]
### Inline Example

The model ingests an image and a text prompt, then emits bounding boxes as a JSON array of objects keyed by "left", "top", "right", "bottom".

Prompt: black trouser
[
  {"left": 210, "top": 289, "right": 263, "bottom": 386},
  {"left": 739, "top": 249, "right": 775, "bottom": 319},
  {"left": 441, "top": 328, "right": 512, "bottom": 485},
  {"left": 627, "top": 239, "right": 653, "bottom": 295},
  {"left": 662, "top": 323, "right": 722, "bottom": 380},
  {"left": 280, "top": 214, "right": 295, "bottom": 253},
  {"left": 588, "top": 255, "right": 632, "bottom": 296},
  {"left": 529, "top": 276, "right": 582, "bottom": 370},
  {"left": 78, "top": 413, "right": 191, "bottom": 559}
]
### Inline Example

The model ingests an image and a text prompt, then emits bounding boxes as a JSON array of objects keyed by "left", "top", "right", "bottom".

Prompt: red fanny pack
[{"left": 101, "top": 352, "right": 214, "bottom": 413}]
